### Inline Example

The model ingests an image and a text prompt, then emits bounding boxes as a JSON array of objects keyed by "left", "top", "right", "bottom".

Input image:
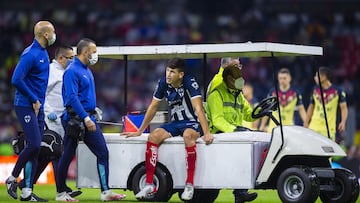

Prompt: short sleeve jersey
[
  {"left": 153, "top": 75, "right": 202, "bottom": 122},
  {"left": 308, "top": 85, "right": 346, "bottom": 138},
  {"left": 267, "top": 87, "right": 304, "bottom": 133}
]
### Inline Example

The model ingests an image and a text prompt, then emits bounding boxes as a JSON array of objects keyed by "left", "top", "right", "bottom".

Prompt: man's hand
[
  {"left": 121, "top": 131, "right": 142, "bottom": 138},
  {"left": 85, "top": 119, "right": 96, "bottom": 132},
  {"left": 202, "top": 132, "right": 214, "bottom": 145},
  {"left": 47, "top": 112, "right": 57, "bottom": 121},
  {"left": 338, "top": 121, "right": 346, "bottom": 132},
  {"left": 259, "top": 125, "right": 267, "bottom": 132},
  {"left": 33, "top": 100, "right": 41, "bottom": 116}
]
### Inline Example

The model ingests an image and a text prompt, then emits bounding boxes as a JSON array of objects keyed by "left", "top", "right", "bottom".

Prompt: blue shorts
[{"left": 160, "top": 120, "right": 202, "bottom": 137}]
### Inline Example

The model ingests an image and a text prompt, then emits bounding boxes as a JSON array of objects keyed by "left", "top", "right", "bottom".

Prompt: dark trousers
[
  {"left": 56, "top": 117, "right": 110, "bottom": 192},
  {"left": 13, "top": 106, "right": 44, "bottom": 189},
  {"left": 19, "top": 157, "right": 60, "bottom": 189}
]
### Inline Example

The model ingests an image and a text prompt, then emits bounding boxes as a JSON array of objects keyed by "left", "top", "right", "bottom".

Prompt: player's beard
[{"left": 166, "top": 77, "right": 172, "bottom": 84}]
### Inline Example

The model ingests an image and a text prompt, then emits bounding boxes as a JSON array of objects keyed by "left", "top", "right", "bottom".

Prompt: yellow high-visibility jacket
[
  {"left": 206, "top": 82, "right": 255, "bottom": 133},
  {"left": 206, "top": 66, "right": 224, "bottom": 97}
]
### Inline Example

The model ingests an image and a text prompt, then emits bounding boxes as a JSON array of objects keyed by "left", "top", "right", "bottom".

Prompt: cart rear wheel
[
  {"left": 132, "top": 165, "right": 173, "bottom": 202},
  {"left": 319, "top": 169, "right": 359, "bottom": 203}
]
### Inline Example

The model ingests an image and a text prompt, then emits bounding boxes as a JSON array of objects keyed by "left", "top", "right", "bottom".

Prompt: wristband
[{"left": 84, "top": 116, "right": 91, "bottom": 122}]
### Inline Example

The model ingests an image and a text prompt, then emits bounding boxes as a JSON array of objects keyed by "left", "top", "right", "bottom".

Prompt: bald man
[{"left": 7, "top": 20, "right": 56, "bottom": 202}]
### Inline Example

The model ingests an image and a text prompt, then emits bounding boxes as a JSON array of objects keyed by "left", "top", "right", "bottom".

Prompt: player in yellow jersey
[
  {"left": 260, "top": 68, "right": 307, "bottom": 133},
  {"left": 304, "top": 67, "right": 348, "bottom": 141},
  {"left": 242, "top": 84, "right": 259, "bottom": 130}
]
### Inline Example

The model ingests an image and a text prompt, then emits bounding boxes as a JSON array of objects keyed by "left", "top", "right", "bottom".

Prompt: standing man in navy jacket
[
  {"left": 55, "top": 38, "right": 126, "bottom": 202},
  {"left": 7, "top": 20, "right": 56, "bottom": 202}
]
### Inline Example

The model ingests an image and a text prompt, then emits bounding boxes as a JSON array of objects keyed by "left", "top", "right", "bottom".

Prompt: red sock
[
  {"left": 145, "top": 141, "right": 159, "bottom": 184},
  {"left": 185, "top": 145, "right": 196, "bottom": 185}
]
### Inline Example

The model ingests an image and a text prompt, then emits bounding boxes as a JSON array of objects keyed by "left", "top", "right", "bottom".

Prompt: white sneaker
[
  {"left": 56, "top": 192, "right": 79, "bottom": 202},
  {"left": 100, "top": 190, "right": 126, "bottom": 201},
  {"left": 181, "top": 183, "right": 194, "bottom": 200},
  {"left": 135, "top": 184, "right": 156, "bottom": 199},
  {"left": 5, "top": 176, "right": 17, "bottom": 199}
]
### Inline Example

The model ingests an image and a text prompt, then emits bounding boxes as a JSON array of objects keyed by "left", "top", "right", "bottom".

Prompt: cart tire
[
  {"left": 319, "top": 169, "right": 359, "bottom": 203},
  {"left": 131, "top": 165, "right": 173, "bottom": 202},
  {"left": 179, "top": 189, "right": 220, "bottom": 203},
  {"left": 277, "top": 167, "right": 319, "bottom": 203}
]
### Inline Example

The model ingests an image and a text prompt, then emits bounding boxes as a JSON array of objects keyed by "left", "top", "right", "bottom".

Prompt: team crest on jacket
[
  {"left": 177, "top": 88, "right": 184, "bottom": 97},
  {"left": 24, "top": 115, "right": 31, "bottom": 123}
]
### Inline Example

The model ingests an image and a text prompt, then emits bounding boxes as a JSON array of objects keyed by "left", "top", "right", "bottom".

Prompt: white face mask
[
  {"left": 66, "top": 58, "right": 73, "bottom": 67},
  {"left": 88, "top": 53, "right": 98, "bottom": 65},
  {"left": 234, "top": 77, "right": 244, "bottom": 90},
  {"left": 47, "top": 33, "right": 56, "bottom": 46}
]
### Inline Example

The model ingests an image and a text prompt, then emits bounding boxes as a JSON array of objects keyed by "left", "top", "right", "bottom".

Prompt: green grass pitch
[{"left": 0, "top": 181, "right": 335, "bottom": 202}]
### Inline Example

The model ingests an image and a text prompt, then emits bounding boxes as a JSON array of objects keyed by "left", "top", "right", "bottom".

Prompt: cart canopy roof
[{"left": 90, "top": 42, "right": 323, "bottom": 60}]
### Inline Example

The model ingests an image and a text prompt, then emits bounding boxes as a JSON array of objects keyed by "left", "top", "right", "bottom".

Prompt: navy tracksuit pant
[
  {"left": 56, "top": 117, "right": 110, "bottom": 192},
  {"left": 12, "top": 106, "right": 44, "bottom": 189}
]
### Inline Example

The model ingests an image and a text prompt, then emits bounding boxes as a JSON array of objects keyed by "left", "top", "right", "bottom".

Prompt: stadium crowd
[{"left": 1, "top": 0, "right": 360, "bottom": 155}]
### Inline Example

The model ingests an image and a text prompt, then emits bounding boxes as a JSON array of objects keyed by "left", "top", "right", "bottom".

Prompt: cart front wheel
[{"left": 277, "top": 167, "right": 319, "bottom": 203}]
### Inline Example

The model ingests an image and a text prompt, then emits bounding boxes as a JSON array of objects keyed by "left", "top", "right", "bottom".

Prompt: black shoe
[
  {"left": 6, "top": 177, "right": 18, "bottom": 199},
  {"left": 68, "top": 190, "right": 82, "bottom": 198},
  {"left": 235, "top": 192, "right": 257, "bottom": 203},
  {"left": 20, "top": 193, "right": 48, "bottom": 202}
]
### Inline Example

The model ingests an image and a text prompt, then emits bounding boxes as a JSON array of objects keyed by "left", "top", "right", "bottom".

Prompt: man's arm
[
  {"left": 259, "top": 116, "right": 269, "bottom": 131},
  {"left": 298, "top": 104, "right": 307, "bottom": 124},
  {"left": 11, "top": 53, "right": 38, "bottom": 103},
  {"left": 304, "top": 103, "right": 314, "bottom": 128},
  {"left": 338, "top": 102, "right": 348, "bottom": 132},
  {"left": 242, "top": 96, "right": 255, "bottom": 122},
  {"left": 123, "top": 98, "right": 160, "bottom": 137},
  {"left": 191, "top": 96, "right": 213, "bottom": 145}
]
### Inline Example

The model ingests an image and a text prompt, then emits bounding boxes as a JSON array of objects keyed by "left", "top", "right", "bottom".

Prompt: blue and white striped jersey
[{"left": 153, "top": 75, "right": 202, "bottom": 122}]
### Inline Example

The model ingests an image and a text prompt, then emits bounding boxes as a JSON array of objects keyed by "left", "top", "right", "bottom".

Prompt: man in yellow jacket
[
  {"left": 206, "top": 64, "right": 257, "bottom": 202},
  {"left": 206, "top": 57, "right": 241, "bottom": 97}
]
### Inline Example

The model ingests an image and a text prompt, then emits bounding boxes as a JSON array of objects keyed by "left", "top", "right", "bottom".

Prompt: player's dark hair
[
  {"left": 54, "top": 45, "right": 73, "bottom": 59},
  {"left": 76, "top": 38, "right": 96, "bottom": 55},
  {"left": 167, "top": 57, "right": 185, "bottom": 72},
  {"left": 319, "top": 66, "right": 331, "bottom": 80},
  {"left": 278, "top": 68, "right": 291, "bottom": 75}
]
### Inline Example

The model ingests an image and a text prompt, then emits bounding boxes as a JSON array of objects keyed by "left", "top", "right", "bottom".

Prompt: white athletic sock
[
  {"left": 102, "top": 189, "right": 111, "bottom": 195},
  {"left": 21, "top": 187, "right": 32, "bottom": 198}
]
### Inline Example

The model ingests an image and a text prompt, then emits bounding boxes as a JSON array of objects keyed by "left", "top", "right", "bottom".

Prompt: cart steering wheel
[{"left": 252, "top": 96, "right": 280, "bottom": 125}]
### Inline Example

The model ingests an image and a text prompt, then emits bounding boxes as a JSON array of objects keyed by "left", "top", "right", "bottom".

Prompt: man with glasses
[{"left": 45, "top": 45, "right": 74, "bottom": 136}]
